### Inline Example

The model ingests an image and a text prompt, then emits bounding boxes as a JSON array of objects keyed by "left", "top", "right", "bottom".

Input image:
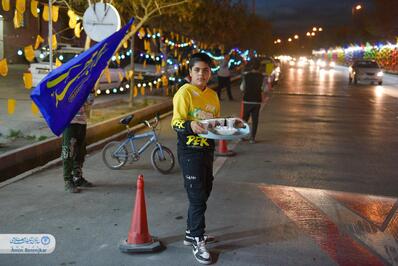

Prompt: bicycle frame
[{"left": 114, "top": 128, "right": 165, "bottom": 160}]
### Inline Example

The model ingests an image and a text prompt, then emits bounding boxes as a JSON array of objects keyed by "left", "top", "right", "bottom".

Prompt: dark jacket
[{"left": 240, "top": 71, "right": 267, "bottom": 103}]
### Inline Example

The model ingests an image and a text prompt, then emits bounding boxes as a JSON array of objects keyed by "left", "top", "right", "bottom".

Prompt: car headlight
[{"left": 377, "top": 71, "right": 383, "bottom": 77}]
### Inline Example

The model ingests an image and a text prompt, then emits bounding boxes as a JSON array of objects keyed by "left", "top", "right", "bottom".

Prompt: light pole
[{"left": 48, "top": 0, "right": 53, "bottom": 71}]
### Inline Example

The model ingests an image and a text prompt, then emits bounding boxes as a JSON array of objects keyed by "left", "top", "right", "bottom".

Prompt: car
[
  {"left": 316, "top": 59, "right": 335, "bottom": 69},
  {"left": 34, "top": 44, "right": 84, "bottom": 63},
  {"left": 29, "top": 51, "right": 127, "bottom": 94},
  {"left": 348, "top": 60, "right": 383, "bottom": 85}
]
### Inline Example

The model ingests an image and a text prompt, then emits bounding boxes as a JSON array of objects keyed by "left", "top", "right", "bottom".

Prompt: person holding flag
[
  {"left": 31, "top": 19, "right": 134, "bottom": 192},
  {"left": 62, "top": 91, "right": 94, "bottom": 193}
]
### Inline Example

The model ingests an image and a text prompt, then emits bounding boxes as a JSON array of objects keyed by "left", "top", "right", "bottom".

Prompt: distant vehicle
[
  {"left": 296, "top": 57, "right": 309, "bottom": 68},
  {"left": 28, "top": 51, "right": 127, "bottom": 94},
  {"left": 348, "top": 60, "right": 383, "bottom": 85},
  {"left": 34, "top": 44, "right": 84, "bottom": 63},
  {"left": 316, "top": 59, "right": 335, "bottom": 69}
]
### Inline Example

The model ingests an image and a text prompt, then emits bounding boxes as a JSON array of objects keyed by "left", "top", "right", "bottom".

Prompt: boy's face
[{"left": 189, "top": 61, "right": 211, "bottom": 89}]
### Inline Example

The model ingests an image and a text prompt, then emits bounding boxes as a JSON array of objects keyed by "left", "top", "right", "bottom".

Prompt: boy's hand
[{"left": 191, "top": 121, "right": 207, "bottom": 134}]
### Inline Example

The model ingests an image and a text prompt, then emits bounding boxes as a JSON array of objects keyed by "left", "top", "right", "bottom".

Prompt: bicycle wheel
[
  {"left": 102, "top": 141, "right": 128, "bottom": 169},
  {"left": 151, "top": 145, "right": 175, "bottom": 174}
]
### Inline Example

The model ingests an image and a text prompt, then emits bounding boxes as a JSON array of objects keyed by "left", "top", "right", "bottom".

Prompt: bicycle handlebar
[{"left": 143, "top": 115, "right": 159, "bottom": 129}]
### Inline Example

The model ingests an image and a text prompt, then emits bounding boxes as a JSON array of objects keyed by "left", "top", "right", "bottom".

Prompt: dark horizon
[{"left": 245, "top": 0, "right": 373, "bottom": 37}]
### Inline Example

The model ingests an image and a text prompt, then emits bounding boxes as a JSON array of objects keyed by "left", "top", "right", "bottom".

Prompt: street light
[
  {"left": 352, "top": 4, "right": 363, "bottom": 14},
  {"left": 294, "top": 34, "right": 299, "bottom": 39},
  {"left": 312, "top": 27, "right": 317, "bottom": 32},
  {"left": 288, "top": 38, "right": 292, "bottom": 42},
  {"left": 306, "top": 32, "right": 311, "bottom": 37},
  {"left": 318, "top": 27, "right": 323, "bottom": 32},
  {"left": 311, "top": 32, "right": 316, "bottom": 36}
]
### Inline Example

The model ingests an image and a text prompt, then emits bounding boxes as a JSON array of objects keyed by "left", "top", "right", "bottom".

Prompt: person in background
[
  {"left": 216, "top": 52, "right": 233, "bottom": 101},
  {"left": 61, "top": 91, "right": 95, "bottom": 193},
  {"left": 172, "top": 53, "right": 219, "bottom": 265},
  {"left": 240, "top": 59, "right": 268, "bottom": 144}
]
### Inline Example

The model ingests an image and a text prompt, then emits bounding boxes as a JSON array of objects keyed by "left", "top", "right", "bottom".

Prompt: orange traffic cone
[
  {"left": 215, "top": 139, "right": 236, "bottom": 157},
  {"left": 119, "top": 174, "right": 162, "bottom": 253}
]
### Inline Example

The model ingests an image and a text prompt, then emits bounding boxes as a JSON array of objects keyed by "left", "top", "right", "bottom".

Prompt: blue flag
[{"left": 31, "top": 18, "right": 134, "bottom": 136}]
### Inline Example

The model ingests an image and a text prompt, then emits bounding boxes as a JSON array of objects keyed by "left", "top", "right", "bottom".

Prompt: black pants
[
  {"left": 178, "top": 149, "right": 214, "bottom": 237},
  {"left": 217, "top": 76, "right": 233, "bottom": 100},
  {"left": 242, "top": 103, "right": 261, "bottom": 140},
  {"left": 61, "top": 123, "right": 87, "bottom": 182}
]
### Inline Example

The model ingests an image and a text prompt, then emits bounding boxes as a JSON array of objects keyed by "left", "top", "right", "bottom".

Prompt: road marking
[
  {"left": 260, "top": 185, "right": 386, "bottom": 266},
  {"left": 295, "top": 187, "right": 398, "bottom": 265}
]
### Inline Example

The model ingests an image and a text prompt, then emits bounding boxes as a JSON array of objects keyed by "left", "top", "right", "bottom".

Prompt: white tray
[{"left": 198, "top": 118, "right": 251, "bottom": 140}]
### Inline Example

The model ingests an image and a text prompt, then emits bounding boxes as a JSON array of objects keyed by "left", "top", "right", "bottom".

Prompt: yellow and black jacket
[{"left": 171, "top": 84, "right": 220, "bottom": 151}]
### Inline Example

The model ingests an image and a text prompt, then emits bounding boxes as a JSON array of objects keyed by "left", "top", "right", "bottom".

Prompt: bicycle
[{"left": 102, "top": 114, "right": 175, "bottom": 174}]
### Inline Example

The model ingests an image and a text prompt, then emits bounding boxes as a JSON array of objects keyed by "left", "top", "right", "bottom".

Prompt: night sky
[{"left": 246, "top": 0, "right": 373, "bottom": 36}]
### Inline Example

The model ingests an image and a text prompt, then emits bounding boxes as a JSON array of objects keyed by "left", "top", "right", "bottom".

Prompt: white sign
[
  {"left": 0, "top": 234, "right": 56, "bottom": 254},
  {"left": 83, "top": 3, "right": 121, "bottom": 42}
]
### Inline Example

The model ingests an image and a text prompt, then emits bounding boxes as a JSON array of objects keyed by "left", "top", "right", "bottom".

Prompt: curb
[{"left": 0, "top": 100, "right": 173, "bottom": 183}]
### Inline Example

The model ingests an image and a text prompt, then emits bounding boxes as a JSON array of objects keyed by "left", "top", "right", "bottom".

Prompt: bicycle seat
[{"left": 120, "top": 115, "right": 134, "bottom": 125}]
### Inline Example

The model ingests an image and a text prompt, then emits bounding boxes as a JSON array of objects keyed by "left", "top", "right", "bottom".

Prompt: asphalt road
[
  {"left": 267, "top": 65, "right": 398, "bottom": 197},
  {"left": 1, "top": 64, "right": 398, "bottom": 265}
]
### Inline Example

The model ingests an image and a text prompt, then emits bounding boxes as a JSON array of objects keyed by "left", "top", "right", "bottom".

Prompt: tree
[
  {"left": 152, "top": 0, "right": 273, "bottom": 53},
  {"left": 60, "top": 0, "right": 190, "bottom": 106}
]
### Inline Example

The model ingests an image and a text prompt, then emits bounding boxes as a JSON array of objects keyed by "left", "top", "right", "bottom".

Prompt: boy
[
  {"left": 61, "top": 92, "right": 94, "bottom": 193},
  {"left": 172, "top": 53, "right": 220, "bottom": 264}
]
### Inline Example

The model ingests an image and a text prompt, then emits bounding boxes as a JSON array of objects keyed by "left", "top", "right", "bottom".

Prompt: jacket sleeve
[{"left": 171, "top": 88, "right": 195, "bottom": 134}]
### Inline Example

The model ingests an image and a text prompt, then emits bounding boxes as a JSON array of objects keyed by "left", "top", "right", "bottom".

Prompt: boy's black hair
[{"left": 188, "top": 53, "right": 212, "bottom": 69}]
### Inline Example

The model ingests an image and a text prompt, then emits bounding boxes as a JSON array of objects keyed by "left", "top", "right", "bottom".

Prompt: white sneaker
[
  {"left": 184, "top": 230, "right": 216, "bottom": 246},
  {"left": 192, "top": 236, "right": 211, "bottom": 265}
]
